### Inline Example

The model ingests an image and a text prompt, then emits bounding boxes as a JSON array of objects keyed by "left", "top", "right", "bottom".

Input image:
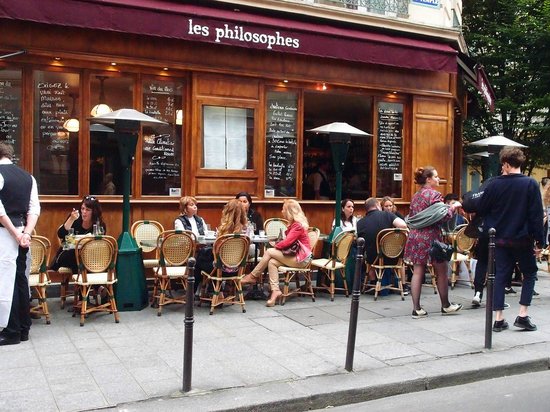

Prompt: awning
[
  {"left": 0, "top": 0, "right": 457, "bottom": 73},
  {"left": 458, "top": 52, "right": 496, "bottom": 111}
]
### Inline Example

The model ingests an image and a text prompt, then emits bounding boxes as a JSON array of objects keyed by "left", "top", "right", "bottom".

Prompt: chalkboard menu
[
  {"left": 265, "top": 91, "right": 298, "bottom": 197},
  {"left": 141, "top": 80, "right": 182, "bottom": 195},
  {"left": 0, "top": 70, "right": 22, "bottom": 163},
  {"left": 376, "top": 102, "right": 403, "bottom": 198}
]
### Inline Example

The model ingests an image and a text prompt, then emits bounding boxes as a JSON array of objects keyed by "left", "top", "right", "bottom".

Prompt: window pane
[
  {"left": 33, "top": 71, "right": 79, "bottom": 194},
  {"left": 141, "top": 79, "right": 183, "bottom": 195},
  {"left": 89, "top": 75, "right": 133, "bottom": 195},
  {"left": 375, "top": 101, "right": 403, "bottom": 198},
  {"left": 202, "top": 106, "right": 253, "bottom": 170},
  {"left": 0, "top": 69, "right": 22, "bottom": 164}
]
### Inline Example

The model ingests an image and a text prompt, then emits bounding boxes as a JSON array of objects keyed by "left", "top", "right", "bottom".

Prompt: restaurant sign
[{"left": 411, "top": 0, "right": 440, "bottom": 8}]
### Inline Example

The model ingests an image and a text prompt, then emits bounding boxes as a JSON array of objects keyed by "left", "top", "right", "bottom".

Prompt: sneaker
[
  {"left": 412, "top": 308, "right": 428, "bottom": 319},
  {"left": 514, "top": 315, "right": 537, "bottom": 331},
  {"left": 472, "top": 292, "right": 481, "bottom": 307},
  {"left": 505, "top": 287, "right": 517, "bottom": 295},
  {"left": 441, "top": 303, "right": 463, "bottom": 314},
  {"left": 533, "top": 290, "right": 540, "bottom": 296},
  {"left": 402, "top": 285, "right": 410, "bottom": 296},
  {"left": 493, "top": 319, "right": 509, "bottom": 332},
  {"left": 503, "top": 303, "right": 510, "bottom": 309}
]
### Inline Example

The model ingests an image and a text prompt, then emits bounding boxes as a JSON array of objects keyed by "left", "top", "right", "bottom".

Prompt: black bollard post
[
  {"left": 183, "top": 257, "right": 196, "bottom": 392},
  {"left": 484, "top": 229, "right": 496, "bottom": 349},
  {"left": 345, "top": 237, "right": 365, "bottom": 372}
]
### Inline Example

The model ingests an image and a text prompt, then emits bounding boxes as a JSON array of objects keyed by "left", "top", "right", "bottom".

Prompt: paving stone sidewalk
[{"left": 1, "top": 264, "right": 549, "bottom": 411}]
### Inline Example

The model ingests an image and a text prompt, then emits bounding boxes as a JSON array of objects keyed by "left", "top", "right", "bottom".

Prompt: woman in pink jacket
[{"left": 241, "top": 199, "right": 312, "bottom": 306}]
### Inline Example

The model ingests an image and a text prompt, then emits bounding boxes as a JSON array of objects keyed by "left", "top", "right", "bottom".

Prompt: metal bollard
[
  {"left": 345, "top": 237, "right": 365, "bottom": 372},
  {"left": 183, "top": 257, "right": 196, "bottom": 392},
  {"left": 484, "top": 229, "right": 496, "bottom": 349}
]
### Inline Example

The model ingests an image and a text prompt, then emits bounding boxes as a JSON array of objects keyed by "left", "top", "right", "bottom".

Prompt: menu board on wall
[
  {"left": 376, "top": 101, "right": 403, "bottom": 198},
  {"left": 0, "top": 72, "right": 22, "bottom": 163},
  {"left": 141, "top": 81, "right": 181, "bottom": 195},
  {"left": 37, "top": 80, "right": 70, "bottom": 154},
  {"left": 265, "top": 91, "right": 298, "bottom": 197}
]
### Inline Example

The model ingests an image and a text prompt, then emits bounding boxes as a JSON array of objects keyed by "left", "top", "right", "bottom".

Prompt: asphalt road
[{"left": 312, "top": 369, "right": 550, "bottom": 412}]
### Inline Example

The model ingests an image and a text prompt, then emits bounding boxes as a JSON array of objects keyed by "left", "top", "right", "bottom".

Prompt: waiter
[{"left": 0, "top": 142, "right": 40, "bottom": 346}]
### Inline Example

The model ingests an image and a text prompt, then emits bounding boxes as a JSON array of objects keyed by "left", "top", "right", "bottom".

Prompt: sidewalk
[{"left": 1, "top": 264, "right": 550, "bottom": 412}]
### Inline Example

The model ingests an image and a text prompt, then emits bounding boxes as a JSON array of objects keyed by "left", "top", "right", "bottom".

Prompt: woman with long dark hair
[
  {"left": 332, "top": 198, "right": 357, "bottom": 232},
  {"left": 235, "top": 191, "right": 263, "bottom": 235}
]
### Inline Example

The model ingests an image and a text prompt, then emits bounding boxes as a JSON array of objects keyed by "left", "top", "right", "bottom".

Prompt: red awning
[{"left": 0, "top": 0, "right": 457, "bottom": 73}]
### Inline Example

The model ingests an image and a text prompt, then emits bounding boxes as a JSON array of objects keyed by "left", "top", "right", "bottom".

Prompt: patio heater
[
  {"left": 90, "top": 109, "right": 166, "bottom": 311},
  {"left": 469, "top": 135, "right": 527, "bottom": 180},
  {"left": 308, "top": 122, "right": 371, "bottom": 242}
]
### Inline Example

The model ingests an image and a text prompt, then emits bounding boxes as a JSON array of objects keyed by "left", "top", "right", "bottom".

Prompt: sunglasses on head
[{"left": 84, "top": 195, "right": 97, "bottom": 201}]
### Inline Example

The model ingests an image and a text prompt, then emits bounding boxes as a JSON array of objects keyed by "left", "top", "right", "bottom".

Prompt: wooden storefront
[{"left": 0, "top": 0, "right": 466, "bottom": 244}]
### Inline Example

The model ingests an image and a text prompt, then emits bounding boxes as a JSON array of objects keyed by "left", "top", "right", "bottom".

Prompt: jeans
[{"left": 493, "top": 245, "right": 537, "bottom": 311}]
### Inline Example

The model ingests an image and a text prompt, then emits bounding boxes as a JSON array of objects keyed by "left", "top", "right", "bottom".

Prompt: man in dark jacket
[{"left": 476, "top": 147, "right": 544, "bottom": 332}]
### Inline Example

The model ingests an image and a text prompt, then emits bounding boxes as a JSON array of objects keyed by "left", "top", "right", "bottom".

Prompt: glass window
[
  {"left": 89, "top": 75, "right": 133, "bottom": 195},
  {"left": 141, "top": 79, "right": 183, "bottom": 196},
  {"left": 202, "top": 106, "right": 254, "bottom": 170},
  {"left": 33, "top": 70, "right": 79, "bottom": 194},
  {"left": 375, "top": 101, "right": 403, "bottom": 198},
  {"left": 0, "top": 69, "right": 22, "bottom": 164}
]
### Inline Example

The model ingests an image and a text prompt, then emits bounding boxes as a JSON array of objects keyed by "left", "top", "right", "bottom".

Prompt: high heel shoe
[
  {"left": 266, "top": 290, "right": 282, "bottom": 307},
  {"left": 241, "top": 273, "right": 259, "bottom": 284}
]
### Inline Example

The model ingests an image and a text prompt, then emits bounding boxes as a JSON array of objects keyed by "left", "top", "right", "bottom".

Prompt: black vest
[
  {"left": 177, "top": 214, "right": 206, "bottom": 235},
  {"left": 0, "top": 164, "right": 32, "bottom": 227}
]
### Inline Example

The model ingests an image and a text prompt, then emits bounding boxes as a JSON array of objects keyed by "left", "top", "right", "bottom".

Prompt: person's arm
[
  {"left": 174, "top": 217, "right": 184, "bottom": 231},
  {"left": 528, "top": 180, "right": 545, "bottom": 245},
  {"left": 20, "top": 177, "right": 40, "bottom": 248},
  {"left": 275, "top": 223, "right": 302, "bottom": 249},
  {"left": 393, "top": 217, "right": 407, "bottom": 229}
]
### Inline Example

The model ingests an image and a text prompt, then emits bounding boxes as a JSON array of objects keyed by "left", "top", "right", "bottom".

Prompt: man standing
[
  {"left": 0, "top": 142, "right": 40, "bottom": 345},
  {"left": 477, "top": 146, "right": 543, "bottom": 332},
  {"left": 357, "top": 197, "right": 407, "bottom": 286}
]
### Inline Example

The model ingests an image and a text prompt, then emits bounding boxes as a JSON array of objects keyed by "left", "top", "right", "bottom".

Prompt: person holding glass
[
  {"left": 50, "top": 195, "right": 106, "bottom": 274},
  {"left": 236, "top": 191, "right": 263, "bottom": 235}
]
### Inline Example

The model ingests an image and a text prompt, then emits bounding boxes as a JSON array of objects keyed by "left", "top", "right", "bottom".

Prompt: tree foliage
[{"left": 462, "top": 0, "right": 550, "bottom": 174}]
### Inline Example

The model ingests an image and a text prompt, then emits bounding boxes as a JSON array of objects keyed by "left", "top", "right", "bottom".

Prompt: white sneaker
[
  {"left": 472, "top": 292, "right": 481, "bottom": 307},
  {"left": 441, "top": 303, "right": 463, "bottom": 314}
]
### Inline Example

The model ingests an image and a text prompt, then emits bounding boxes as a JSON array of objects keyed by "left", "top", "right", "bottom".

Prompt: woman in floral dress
[{"left": 404, "top": 166, "right": 463, "bottom": 318}]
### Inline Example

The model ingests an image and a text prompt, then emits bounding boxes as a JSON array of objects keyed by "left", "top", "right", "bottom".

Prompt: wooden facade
[{"left": 0, "top": 4, "right": 465, "bottom": 245}]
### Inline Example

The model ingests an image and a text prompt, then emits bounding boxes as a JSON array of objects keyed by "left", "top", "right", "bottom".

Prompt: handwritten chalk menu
[
  {"left": 36, "top": 80, "right": 70, "bottom": 153},
  {"left": 0, "top": 71, "right": 22, "bottom": 163},
  {"left": 376, "top": 102, "right": 403, "bottom": 198},
  {"left": 265, "top": 91, "right": 298, "bottom": 197},
  {"left": 141, "top": 80, "right": 182, "bottom": 195}
]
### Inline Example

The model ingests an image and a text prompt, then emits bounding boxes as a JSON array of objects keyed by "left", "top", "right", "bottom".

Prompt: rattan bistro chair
[
  {"left": 312, "top": 231, "right": 355, "bottom": 301},
  {"left": 199, "top": 234, "right": 250, "bottom": 315},
  {"left": 29, "top": 235, "right": 52, "bottom": 324},
  {"left": 263, "top": 218, "right": 289, "bottom": 241},
  {"left": 449, "top": 224, "right": 476, "bottom": 289},
  {"left": 363, "top": 228, "right": 409, "bottom": 300},
  {"left": 131, "top": 220, "right": 165, "bottom": 285},
  {"left": 277, "top": 227, "right": 320, "bottom": 305},
  {"left": 151, "top": 230, "right": 196, "bottom": 316},
  {"left": 73, "top": 235, "right": 119, "bottom": 326}
]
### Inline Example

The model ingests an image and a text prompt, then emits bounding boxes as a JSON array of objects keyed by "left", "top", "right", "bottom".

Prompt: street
[{"left": 313, "top": 369, "right": 550, "bottom": 412}]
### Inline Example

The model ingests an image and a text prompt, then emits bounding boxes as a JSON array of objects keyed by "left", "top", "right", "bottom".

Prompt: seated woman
[
  {"left": 236, "top": 191, "right": 264, "bottom": 235},
  {"left": 331, "top": 198, "right": 357, "bottom": 232},
  {"left": 381, "top": 196, "right": 405, "bottom": 219},
  {"left": 241, "top": 199, "right": 312, "bottom": 307},
  {"left": 174, "top": 196, "right": 210, "bottom": 293},
  {"left": 174, "top": 196, "right": 208, "bottom": 237},
  {"left": 50, "top": 195, "right": 106, "bottom": 273},
  {"left": 217, "top": 198, "right": 247, "bottom": 237}
]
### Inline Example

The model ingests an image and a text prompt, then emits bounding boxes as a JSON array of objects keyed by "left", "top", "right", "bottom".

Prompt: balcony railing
[{"left": 311, "top": 0, "right": 409, "bottom": 18}]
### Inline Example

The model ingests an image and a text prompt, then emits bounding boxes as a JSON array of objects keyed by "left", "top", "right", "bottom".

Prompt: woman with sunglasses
[{"left": 50, "top": 195, "right": 106, "bottom": 273}]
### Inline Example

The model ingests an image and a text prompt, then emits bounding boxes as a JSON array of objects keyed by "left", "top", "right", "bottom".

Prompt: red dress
[{"left": 404, "top": 187, "right": 453, "bottom": 265}]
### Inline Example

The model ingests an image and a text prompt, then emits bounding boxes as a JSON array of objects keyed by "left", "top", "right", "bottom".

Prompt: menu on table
[
  {"left": 376, "top": 101, "right": 403, "bottom": 198},
  {"left": 141, "top": 81, "right": 182, "bottom": 195},
  {"left": 265, "top": 91, "right": 298, "bottom": 197}
]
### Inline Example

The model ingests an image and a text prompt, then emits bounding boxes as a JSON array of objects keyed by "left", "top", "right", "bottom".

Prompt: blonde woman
[
  {"left": 174, "top": 196, "right": 208, "bottom": 237},
  {"left": 241, "top": 199, "right": 312, "bottom": 306}
]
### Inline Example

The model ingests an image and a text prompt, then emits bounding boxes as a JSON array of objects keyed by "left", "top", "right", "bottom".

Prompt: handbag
[
  {"left": 281, "top": 241, "right": 300, "bottom": 256},
  {"left": 429, "top": 240, "right": 453, "bottom": 262},
  {"left": 464, "top": 215, "right": 483, "bottom": 239}
]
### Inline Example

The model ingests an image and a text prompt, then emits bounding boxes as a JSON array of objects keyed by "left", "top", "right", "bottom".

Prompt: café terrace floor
[{"left": 2, "top": 263, "right": 550, "bottom": 411}]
